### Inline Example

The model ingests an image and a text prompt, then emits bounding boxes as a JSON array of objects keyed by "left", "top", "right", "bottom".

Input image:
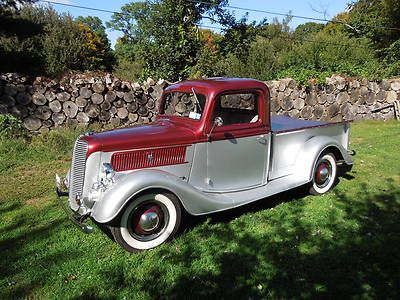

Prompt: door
[{"left": 205, "top": 91, "right": 269, "bottom": 191}]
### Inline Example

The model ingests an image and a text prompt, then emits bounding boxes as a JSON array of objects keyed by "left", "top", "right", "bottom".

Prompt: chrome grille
[{"left": 69, "top": 139, "right": 88, "bottom": 203}]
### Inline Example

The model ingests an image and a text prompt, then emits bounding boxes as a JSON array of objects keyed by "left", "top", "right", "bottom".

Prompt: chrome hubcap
[
  {"left": 315, "top": 161, "right": 331, "bottom": 187},
  {"left": 130, "top": 202, "right": 167, "bottom": 241},
  {"left": 318, "top": 166, "right": 329, "bottom": 182},
  {"left": 139, "top": 211, "right": 160, "bottom": 232}
]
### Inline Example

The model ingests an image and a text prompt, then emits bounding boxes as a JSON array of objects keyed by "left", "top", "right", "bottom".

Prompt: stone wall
[
  {"left": 0, "top": 73, "right": 167, "bottom": 133},
  {"left": 0, "top": 73, "right": 398, "bottom": 134},
  {"left": 266, "top": 75, "right": 399, "bottom": 122}
]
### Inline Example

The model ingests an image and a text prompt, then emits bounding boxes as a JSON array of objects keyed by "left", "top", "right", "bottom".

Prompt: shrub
[
  {"left": 0, "top": 5, "right": 114, "bottom": 76},
  {"left": 0, "top": 114, "right": 27, "bottom": 140},
  {"left": 113, "top": 58, "right": 144, "bottom": 82}
]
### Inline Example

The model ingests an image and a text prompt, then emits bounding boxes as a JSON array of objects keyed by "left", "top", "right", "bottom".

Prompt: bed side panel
[{"left": 269, "top": 124, "right": 349, "bottom": 180}]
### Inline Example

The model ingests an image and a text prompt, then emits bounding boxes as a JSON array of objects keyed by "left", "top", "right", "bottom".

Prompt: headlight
[{"left": 102, "top": 163, "right": 115, "bottom": 180}]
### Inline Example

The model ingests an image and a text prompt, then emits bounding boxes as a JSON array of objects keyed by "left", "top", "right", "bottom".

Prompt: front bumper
[{"left": 55, "top": 174, "right": 93, "bottom": 233}]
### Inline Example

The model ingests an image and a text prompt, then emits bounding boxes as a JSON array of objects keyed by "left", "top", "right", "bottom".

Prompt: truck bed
[
  {"left": 268, "top": 115, "right": 350, "bottom": 180},
  {"left": 271, "top": 115, "right": 333, "bottom": 133}
]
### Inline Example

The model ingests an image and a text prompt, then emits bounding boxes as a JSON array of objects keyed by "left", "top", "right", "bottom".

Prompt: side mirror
[
  {"left": 214, "top": 116, "right": 223, "bottom": 127},
  {"left": 208, "top": 116, "right": 223, "bottom": 141}
]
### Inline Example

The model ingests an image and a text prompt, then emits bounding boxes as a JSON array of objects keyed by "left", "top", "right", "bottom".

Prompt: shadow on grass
[
  {"left": 0, "top": 204, "right": 78, "bottom": 299},
  {"left": 97, "top": 180, "right": 399, "bottom": 299}
]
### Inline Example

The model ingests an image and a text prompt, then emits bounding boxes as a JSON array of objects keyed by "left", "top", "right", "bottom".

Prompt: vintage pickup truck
[{"left": 56, "top": 78, "right": 354, "bottom": 252}]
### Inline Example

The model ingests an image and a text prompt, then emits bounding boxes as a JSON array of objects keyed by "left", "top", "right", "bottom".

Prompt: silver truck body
[
  {"left": 63, "top": 115, "right": 352, "bottom": 224},
  {"left": 56, "top": 78, "right": 354, "bottom": 248}
]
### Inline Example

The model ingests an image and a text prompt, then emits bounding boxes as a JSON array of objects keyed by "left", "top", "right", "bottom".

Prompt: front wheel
[
  {"left": 309, "top": 153, "right": 337, "bottom": 195},
  {"left": 111, "top": 192, "right": 181, "bottom": 252}
]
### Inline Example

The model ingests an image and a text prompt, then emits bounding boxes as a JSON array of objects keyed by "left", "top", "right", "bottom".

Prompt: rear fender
[
  {"left": 91, "top": 169, "right": 232, "bottom": 223},
  {"left": 293, "top": 136, "right": 353, "bottom": 183}
]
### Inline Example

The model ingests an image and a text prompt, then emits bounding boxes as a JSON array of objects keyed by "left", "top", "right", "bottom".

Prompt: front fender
[
  {"left": 294, "top": 136, "right": 353, "bottom": 183},
  {"left": 91, "top": 169, "right": 232, "bottom": 223}
]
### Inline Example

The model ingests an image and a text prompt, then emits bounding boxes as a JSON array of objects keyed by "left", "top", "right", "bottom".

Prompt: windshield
[{"left": 162, "top": 91, "right": 206, "bottom": 120}]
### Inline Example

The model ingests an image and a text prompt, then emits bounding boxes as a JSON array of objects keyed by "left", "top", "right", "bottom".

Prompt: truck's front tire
[
  {"left": 309, "top": 153, "right": 337, "bottom": 195},
  {"left": 111, "top": 192, "right": 181, "bottom": 252}
]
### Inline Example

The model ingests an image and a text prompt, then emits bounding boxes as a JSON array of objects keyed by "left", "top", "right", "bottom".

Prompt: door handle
[{"left": 257, "top": 135, "right": 267, "bottom": 144}]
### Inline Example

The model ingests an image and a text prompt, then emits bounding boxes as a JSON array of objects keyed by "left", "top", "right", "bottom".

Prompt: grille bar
[
  {"left": 111, "top": 146, "right": 187, "bottom": 172},
  {"left": 69, "top": 139, "right": 88, "bottom": 203}
]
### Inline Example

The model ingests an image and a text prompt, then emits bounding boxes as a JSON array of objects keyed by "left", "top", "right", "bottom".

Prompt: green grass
[{"left": 1, "top": 121, "right": 399, "bottom": 299}]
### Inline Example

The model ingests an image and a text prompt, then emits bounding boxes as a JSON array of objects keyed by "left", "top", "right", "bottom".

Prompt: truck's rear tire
[
  {"left": 111, "top": 192, "right": 181, "bottom": 252},
  {"left": 309, "top": 153, "right": 337, "bottom": 195}
]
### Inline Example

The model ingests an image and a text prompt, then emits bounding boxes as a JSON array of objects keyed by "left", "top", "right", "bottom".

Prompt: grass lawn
[{"left": 0, "top": 120, "right": 399, "bottom": 299}]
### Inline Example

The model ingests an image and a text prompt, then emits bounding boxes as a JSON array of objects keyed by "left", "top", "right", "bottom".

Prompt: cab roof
[{"left": 165, "top": 77, "right": 269, "bottom": 96}]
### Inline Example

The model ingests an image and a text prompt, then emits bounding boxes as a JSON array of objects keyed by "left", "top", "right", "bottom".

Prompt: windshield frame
[{"left": 158, "top": 90, "right": 207, "bottom": 121}]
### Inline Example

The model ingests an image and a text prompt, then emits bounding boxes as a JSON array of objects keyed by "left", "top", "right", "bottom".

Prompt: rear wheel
[
  {"left": 309, "top": 153, "right": 337, "bottom": 195},
  {"left": 111, "top": 192, "right": 181, "bottom": 252}
]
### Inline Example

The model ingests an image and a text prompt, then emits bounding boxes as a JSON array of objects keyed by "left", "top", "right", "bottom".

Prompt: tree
[
  {"left": 345, "top": 0, "right": 400, "bottom": 49},
  {"left": 107, "top": 0, "right": 234, "bottom": 80},
  {"left": 0, "top": 0, "right": 43, "bottom": 72},
  {"left": 218, "top": 17, "right": 267, "bottom": 61},
  {"left": 293, "top": 22, "right": 325, "bottom": 41},
  {"left": 76, "top": 16, "right": 115, "bottom": 71},
  {"left": 0, "top": 5, "right": 114, "bottom": 75},
  {"left": 189, "top": 28, "right": 223, "bottom": 78}
]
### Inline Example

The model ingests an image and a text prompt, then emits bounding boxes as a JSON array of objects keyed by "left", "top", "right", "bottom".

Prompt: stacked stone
[
  {"left": 267, "top": 75, "right": 399, "bottom": 122},
  {"left": 0, "top": 72, "right": 399, "bottom": 134},
  {"left": 0, "top": 73, "right": 168, "bottom": 133},
  {"left": 164, "top": 92, "right": 197, "bottom": 117}
]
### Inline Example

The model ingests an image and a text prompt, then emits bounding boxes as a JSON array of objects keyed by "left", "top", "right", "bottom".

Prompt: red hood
[{"left": 84, "top": 119, "right": 198, "bottom": 157}]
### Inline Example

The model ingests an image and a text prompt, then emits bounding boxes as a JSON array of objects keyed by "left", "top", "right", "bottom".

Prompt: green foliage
[
  {"left": 218, "top": 18, "right": 267, "bottom": 60},
  {"left": 217, "top": 36, "right": 286, "bottom": 80},
  {"left": 188, "top": 29, "right": 224, "bottom": 79},
  {"left": 0, "top": 0, "right": 35, "bottom": 14},
  {"left": 76, "top": 16, "right": 115, "bottom": 71},
  {"left": 346, "top": 0, "right": 400, "bottom": 49},
  {"left": 279, "top": 30, "right": 383, "bottom": 83},
  {"left": 214, "top": 13, "right": 395, "bottom": 85},
  {"left": 107, "top": 0, "right": 234, "bottom": 81},
  {"left": 113, "top": 38, "right": 145, "bottom": 81},
  {"left": 38, "top": 8, "right": 87, "bottom": 75},
  {"left": 381, "top": 39, "right": 400, "bottom": 77},
  {"left": 292, "top": 22, "right": 325, "bottom": 40},
  {"left": 0, "top": 114, "right": 26, "bottom": 140},
  {"left": 113, "top": 57, "right": 144, "bottom": 82},
  {"left": 0, "top": 5, "right": 114, "bottom": 75}
]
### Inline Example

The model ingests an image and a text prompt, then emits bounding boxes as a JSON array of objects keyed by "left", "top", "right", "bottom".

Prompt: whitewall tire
[
  {"left": 111, "top": 192, "right": 181, "bottom": 252},
  {"left": 309, "top": 153, "right": 337, "bottom": 195}
]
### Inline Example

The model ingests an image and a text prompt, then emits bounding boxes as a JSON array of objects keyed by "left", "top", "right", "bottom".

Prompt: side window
[{"left": 214, "top": 93, "right": 259, "bottom": 126}]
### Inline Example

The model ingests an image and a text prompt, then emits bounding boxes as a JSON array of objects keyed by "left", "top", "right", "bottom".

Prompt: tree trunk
[
  {"left": 77, "top": 112, "right": 90, "bottom": 123},
  {"left": 76, "top": 96, "right": 88, "bottom": 108},
  {"left": 63, "top": 101, "right": 78, "bottom": 118},
  {"left": 80, "top": 87, "right": 92, "bottom": 99},
  {"left": 123, "top": 91, "right": 135, "bottom": 103},
  {"left": 92, "top": 82, "right": 105, "bottom": 94},
  {"left": 35, "top": 106, "right": 52, "bottom": 120},
  {"left": 137, "top": 105, "right": 149, "bottom": 116},
  {"left": 85, "top": 104, "right": 100, "bottom": 118},
  {"left": 92, "top": 93, "right": 104, "bottom": 104},
  {"left": 23, "top": 117, "right": 41, "bottom": 131},
  {"left": 117, "top": 107, "right": 129, "bottom": 119},
  {"left": 49, "top": 100, "right": 62, "bottom": 113},
  {"left": 52, "top": 112, "right": 66, "bottom": 125},
  {"left": 32, "top": 92, "right": 47, "bottom": 105}
]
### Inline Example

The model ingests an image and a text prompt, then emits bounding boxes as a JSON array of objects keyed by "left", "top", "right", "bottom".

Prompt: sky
[{"left": 39, "top": 0, "right": 351, "bottom": 48}]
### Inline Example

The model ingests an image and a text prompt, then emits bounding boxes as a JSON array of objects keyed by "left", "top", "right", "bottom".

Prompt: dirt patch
[{"left": 25, "top": 197, "right": 46, "bottom": 208}]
